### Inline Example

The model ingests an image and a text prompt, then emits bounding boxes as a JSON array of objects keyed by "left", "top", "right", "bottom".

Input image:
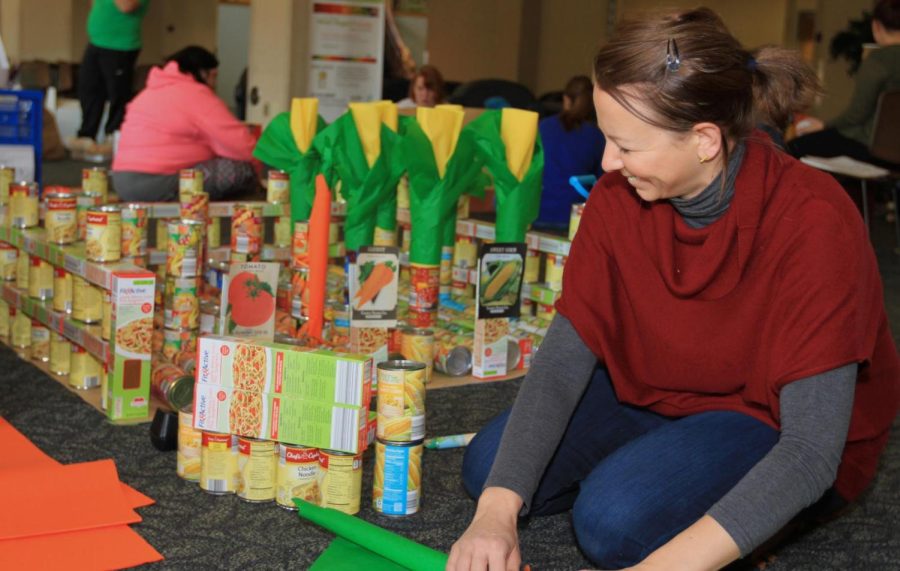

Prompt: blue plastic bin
[{"left": 0, "top": 89, "right": 44, "bottom": 186}]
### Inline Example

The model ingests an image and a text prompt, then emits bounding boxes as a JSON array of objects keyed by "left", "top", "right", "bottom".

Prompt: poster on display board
[{"left": 308, "top": 0, "right": 385, "bottom": 122}]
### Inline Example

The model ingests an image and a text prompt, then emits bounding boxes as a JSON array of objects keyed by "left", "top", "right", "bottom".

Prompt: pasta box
[
  {"left": 107, "top": 272, "right": 156, "bottom": 421},
  {"left": 472, "top": 317, "right": 508, "bottom": 380},
  {"left": 196, "top": 335, "right": 373, "bottom": 408},
  {"left": 192, "top": 384, "right": 368, "bottom": 454}
]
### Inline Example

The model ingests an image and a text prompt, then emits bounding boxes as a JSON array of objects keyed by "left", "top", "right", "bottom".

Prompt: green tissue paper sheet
[
  {"left": 252, "top": 111, "right": 327, "bottom": 224},
  {"left": 295, "top": 499, "right": 448, "bottom": 571}
]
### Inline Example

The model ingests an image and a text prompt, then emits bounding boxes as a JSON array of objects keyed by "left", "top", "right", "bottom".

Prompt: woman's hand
[{"left": 447, "top": 487, "right": 523, "bottom": 571}]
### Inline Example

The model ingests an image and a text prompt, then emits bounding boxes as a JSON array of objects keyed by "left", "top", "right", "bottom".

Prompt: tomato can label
[
  {"left": 27, "top": 256, "right": 53, "bottom": 301},
  {"left": 166, "top": 219, "right": 202, "bottom": 278},
  {"left": 200, "top": 431, "right": 238, "bottom": 495},
  {"left": 400, "top": 328, "right": 434, "bottom": 383},
  {"left": 0, "top": 243, "right": 16, "bottom": 281},
  {"left": 267, "top": 170, "right": 290, "bottom": 203},
  {"left": 276, "top": 444, "right": 320, "bottom": 510},
  {"left": 82, "top": 167, "right": 108, "bottom": 201},
  {"left": 409, "top": 263, "right": 439, "bottom": 311},
  {"left": 177, "top": 407, "right": 202, "bottom": 481},
  {"left": 9, "top": 182, "right": 38, "bottom": 228},
  {"left": 376, "top": 360, "right": 426, "bottom": 442},
  {"left": 86, "top": 206, "right": 122, "bottom": 262},
  {"left": 120, "top": 204, "right": 148, "bottom": 256},
  {"left": 317, "top": 450, "right": 363, "bottom": 515},
  {"left": 373, "top": 439, "right": 422, "bottom": 516},
  {"left": 69, "top": 345, "right": 102, "bottom": 390},
  {"left": 237, "top": 437, "right": 277, "bottom": 502},
  {"left": 44, "top": 193, "right": 78, "bottom": 244},
  {"left": 49, "top": 332, "right": 70, "bottom": 375},
  {"left": 231, "top": 204, "right": 263, "bottom": 254}
]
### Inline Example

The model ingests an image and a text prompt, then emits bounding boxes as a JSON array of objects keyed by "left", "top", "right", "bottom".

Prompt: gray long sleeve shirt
[{"left": 484, "top": 143, "right": 858, "bottom": 555}]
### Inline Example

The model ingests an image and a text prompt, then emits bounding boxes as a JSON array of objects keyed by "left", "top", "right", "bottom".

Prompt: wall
[
  {"left": 0, "top": 0, "right": 22, "bottom": 64},
  {"left": 1, "top": 0, "right": 72, "bottom": 62},
  {"left": 216, "top": 2, "right": 250, "bottom": 112},
  {"left": 534, "top": 0, "right": 610, "bottom": 95}
]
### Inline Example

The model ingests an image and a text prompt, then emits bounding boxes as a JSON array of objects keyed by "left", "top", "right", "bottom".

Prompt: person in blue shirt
[{"left": 535, "top": 75, "right": 606, "bottom": 231}]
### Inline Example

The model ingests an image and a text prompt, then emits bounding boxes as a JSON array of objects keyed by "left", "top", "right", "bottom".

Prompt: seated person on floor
[{"left": 112, "top": 46, "right": 258, "bottom": 201}]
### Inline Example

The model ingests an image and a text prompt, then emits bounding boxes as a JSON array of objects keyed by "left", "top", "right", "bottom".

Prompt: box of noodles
[{"left": 107, "top": 271, "right": 156, "bottom": 421}]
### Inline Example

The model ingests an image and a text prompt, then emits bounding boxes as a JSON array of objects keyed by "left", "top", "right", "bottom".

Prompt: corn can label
[
  {"left": 373, "top": 439, "right": 422, "bottom": 516},
  {"left": 276, "top": 445, "right": 320, "bottom": 509},
  {"left": 400, "top": 329, "right": 434, "bottom": 383},
  {"left": 9, "top": 183, "right": 38, "bottom": 228},
  {"left": 292, "top": 221, "right": 310, "bottom": 270},
  {"left": 267, "top": 170, "right": 290, "bottom": 203},
  {"left": 231, "top": 205, "right": 263, "bottom": 254},
  {"left": 86, "top": 208, "right": 122, "bottom": 262},
  {"left": 121, "top": 205, "right": 148, "bottom": 256},
  {"left": 166, "top": 220, "right": 202, "bottom": 278},
  {"left": 0, "top": 243, "right": 16, "bottom": 281},
  {"left": 53, "top": 268, "right": 74, "bottom": 313},
  {"left": 177, "top": 408, "right": 202, "bottom": 481},
  {"left": 376, "top": 363, "right": 425, "bottom": 442},
  {"left": 164, "top": 276, "right": 200, "bottom": 329},
  {"left": 200, "top": 432, "right": 238, "bottom": 494},
  {"left": 45, "top": 195, "right": 78, "bottom": 244},
  {"left": 82, "top": 167, "right": 108, "bottom": 201},
  {"left": 72, "top": 276, "right": 102, "bottom": 323},
  {"left": 49, "top": 332, "right": 70, "bottom": 375},
  {"left": 236, "top": 437, "right": 277, "bottom": 502},
  {"left": 27, "top": 257, "right": 53, "bottom": 300},
  {"left": 69, "top": 346, "right": 102, "bottom": 389},
  {"left": 409, "top": 264, "right": 440, "bottom": 311},
  {"left": 317, "top": 450, "right": 363, "bottom": 514}
]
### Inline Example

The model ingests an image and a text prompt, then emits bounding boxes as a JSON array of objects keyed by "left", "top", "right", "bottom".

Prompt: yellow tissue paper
[
  {"left": 290, "top": 98, "right": 319, "bottom": 154},
  {"left": 350, "top": 102, "right": 384, "bottom": 168},
  {"left": 417, "top": 106, "right": 465, "bottom": 179},
  {"left": 377, "top": 100, "right": 398, "bottom": 133},
  {"left": 500, "top": 108, "right": 538, "bottom": 181}
]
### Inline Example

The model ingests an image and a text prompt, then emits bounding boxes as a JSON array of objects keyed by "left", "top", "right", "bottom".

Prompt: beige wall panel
[
  {"left": 0, "top": 0, "right": 22, "bottom": 63},
  {"left": 534, "top": 0, "right": 608, "bottom": 96},
  {"left": 246, "top": 0, "right": 294, "bottom": 125},
  {"left": 19, "top": 0, "right": 73, "bottom": 61}
]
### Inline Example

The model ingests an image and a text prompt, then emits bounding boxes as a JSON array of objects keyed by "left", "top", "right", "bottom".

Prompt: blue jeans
[{"left": 462, "top": 368, "right": 780, "bottom": 568}]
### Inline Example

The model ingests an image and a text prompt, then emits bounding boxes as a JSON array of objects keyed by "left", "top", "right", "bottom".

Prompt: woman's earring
[{"left": 699, "top": 155, "right": 711, "bottom": 164}]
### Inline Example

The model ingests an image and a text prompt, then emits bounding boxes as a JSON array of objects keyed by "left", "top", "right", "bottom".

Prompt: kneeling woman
[
  {"left": 449, "top": 8, "right": 900, "bottom": 571},
  {"left": 112, "top": 46, "right": 258, "bottom": 201}
]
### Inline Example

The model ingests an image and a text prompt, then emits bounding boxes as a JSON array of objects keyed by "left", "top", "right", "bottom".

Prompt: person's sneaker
[{"left": 65, "top": 136, "right": 95, "bottom": 159}]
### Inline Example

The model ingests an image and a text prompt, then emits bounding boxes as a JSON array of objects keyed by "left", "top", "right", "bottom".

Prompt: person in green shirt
[
  {"left": 70, "top": 0, "right": 149, "bottom": 158},
  {"left": 788, "top": 0, "right": 900, "bottom": 167}
]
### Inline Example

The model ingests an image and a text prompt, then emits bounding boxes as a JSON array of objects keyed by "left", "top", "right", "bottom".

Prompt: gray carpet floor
[{"left": 0, "top": 160, "right": 896, "bottom": 570}]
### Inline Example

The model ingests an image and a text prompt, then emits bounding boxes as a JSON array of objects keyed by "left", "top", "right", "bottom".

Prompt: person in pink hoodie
[{"left": 112, "top": 46, "right": 258, "bottom": 201}]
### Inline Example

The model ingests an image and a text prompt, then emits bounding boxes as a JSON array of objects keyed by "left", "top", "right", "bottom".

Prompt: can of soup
[
  {"left": 373, "top": 438, "right": 423, "bottom": 516},
  {"left": 200, "top": 431, "right": 238, "bottom": 495},
  {"left": 30, "top": 320, "right": 50, "bottom": 362},
  {"left": 49, "top": 332, "right": 71, "bottom": 375},
  {"left": 44, "top": 191, "right": 78, "bottom": 244},
  {"left": 179, "top": 168, "right": 204, "bottom": 197},
  {"left": 27, "top": 256, "right": 53, "bottom": 301},
  {"left": 76, "top": 191, "right": 103, "bottom": 240},
  {"left": 400, "top": 328, "right": 434, "bottom": 383},
  {"left": 15, "top": 248, "right": 28, "bottom": 291},
  {"left": 231, "top": 204, "right": 263, "bottom": 254},
  {"left": 267, "top": 170, "right": 290, "bottom": 203},
  {"left": 120, "top": 203, "right": 149, "bottom": 257},
  {"left": 86, "top": 205, "right": 122, "bottom": 262},
  {"left": 0, "top": 242, "right": 15, "bottom": 281},
  {"left": 69, "top": 345, "right": 103, "bottom": 390},
  {"left": 166, "top": 219, "right": 203, "bottom": 278},
  {"left": 236, "top": 437, "right": 277, "bottom": 503},
  {"left": 177, "top": 405, "right": 202, "bottom": 482},
  {"left": 9, "top": 181, "right": 39, "bottom": 228},
  {"left": 317, "top": 449, "right": 363, "bottom": 515},
  {"left": 276, "top": 444, "right": 320, "bottom": 510},
  {"left": 72, "top": 276, "right": 102, "bottom": 323},
  {"left": 82, "top": 166, "right": 108, "bottom": 201}
]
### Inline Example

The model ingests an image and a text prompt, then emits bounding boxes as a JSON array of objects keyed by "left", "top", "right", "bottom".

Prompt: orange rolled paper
[{"left": 305, "top": 175, "right": 331, "bottom": 339}]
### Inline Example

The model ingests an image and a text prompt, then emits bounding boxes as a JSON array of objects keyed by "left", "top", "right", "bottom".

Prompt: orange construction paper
[
  {"left": 0, "top": 525, "right": 163, "bottom": 570},
  {"left": 0, "top": 459, "right": 140, "bottom": 540},
  {"left": 305, "top": 175, "right": 332, "bottom": 339},
  {"left": 0, "top": 417, "right": 154, "bottom": 509}
]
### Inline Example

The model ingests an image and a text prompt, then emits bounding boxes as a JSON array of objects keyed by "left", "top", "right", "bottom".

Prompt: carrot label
[{"left": 350, "top": 246, "right": 399, "bottom": 328}]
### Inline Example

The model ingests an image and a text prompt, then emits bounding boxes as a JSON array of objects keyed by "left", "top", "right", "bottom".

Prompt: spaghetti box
[
  {"left": 472, "top": 318, "right": 508, "bottom": 379},
  {"left": 196, "top": 335, "right": 372, "bottom": 408},
  {"left": 192, "top": 384, "right": 368, "bottom": 454},
  {"left": 107, "top": 272, "right": 156, "bottom": 421}
]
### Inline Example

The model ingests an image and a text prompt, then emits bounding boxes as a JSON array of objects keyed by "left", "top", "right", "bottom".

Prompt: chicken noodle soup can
[
  {"left": 44, "top": 191, "right": 78, "bottom": 244},
  {"left": 373, "top": 438, "right": 423, "bottom": 516},
  {"left": 178, "top": 405, "right": 202, "bottom": 482},
  {"left": 200, "top": 431, "right": 238, "bottom": 495},
  {"left": 69, "top": 345, "right": 102, "bottom": 390},
  {"left": 267, "top": 170, "right": 290, "bottom": 203},
  {"left": 86, "top": 205, "right": 122, "bottom": 262},
  {"left": 236, "top": 437, "right": 277, "bottom": 503},
  {"left": 179, "top": 168, "right": 204, "bottom": 196},
  {"left": 28, "top": 256, "right": 53, "bottom": 301},
  {"left": 49, "top": 332, "right": 70, "bottom": 375},
  {"left": 9, "top": 181, "right": 39, "bottom": 228},
  {"left": 376, "top": 360, "right": 426, "bottom": 442},
  {"left": 82, "top": 167, "right": 108, "bottom": 201},
  {"left": 400, "top": 328, "right": 434, "bottom": 383},
  {"left": 72, "top": 276, "right": 102, "bottom": 323},
  {"left": 120, "top": 203, "right": 149, "bottom": 256},
  {"left": 0, "top": 242, "right": 15, "bottom": 280},
  {"left": 31, "top": 321, "right": 50, "bottom": 362},
  {"left": 231, "top": 204, "right": 263, "bottom": 254},
  {"left": 276, "top": 444, "right": 320, "bottom": 510},
  {"left": 318, "top": 450, "right": 363, "bottom": 515},
  {"left": 76, "top": 191, "right": 103, "bottom": 240},
  {"left": 166, "top": 219, "right": 203, "bottom": 278}
]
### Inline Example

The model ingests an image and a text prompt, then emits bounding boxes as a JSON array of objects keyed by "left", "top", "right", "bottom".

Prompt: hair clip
[
  {"left": 747, "top": 56, "right": 758, "bottom": 71},
  {"left": 666, "top": 38, "right": 681, "bottom": 72}
]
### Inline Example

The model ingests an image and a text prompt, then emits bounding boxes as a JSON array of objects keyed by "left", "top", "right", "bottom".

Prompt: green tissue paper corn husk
[{"left": 253, "top": 111, "right": 327, "bottom": 224}]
